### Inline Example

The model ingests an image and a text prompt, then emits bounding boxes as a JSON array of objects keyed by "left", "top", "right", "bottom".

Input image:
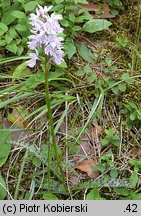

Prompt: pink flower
[{"left": 27, "top": 5, "right": 64, "bottom": 67}]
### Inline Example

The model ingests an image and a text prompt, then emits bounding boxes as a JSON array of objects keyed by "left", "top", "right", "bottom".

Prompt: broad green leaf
[
  {"left": 5, "top": 33, "right": 13, "bottom": 44},
  {"left": 69, "top": 14, "right": 76, "bottom": 23},
  {"left": 93, "top": 163, "right": 106, "bottom": 173},
  {"left": 0, "top": 29, "right": 5, "bottom": 36},
  {"left": 76, "top": 68, "right": 85, "bottom": 77},
  {"left": 17, "top": 45, "right": 24, "bottom": 56},
  {"left": 0, "top": 174, "right": 7, "bottom": 200},
  {"left": 130, "top": 112, "right": 136, "bottom": 121},
  {"left": 9, "top": 28, "right": 17, "bottom": 39},
  {"left": 87, "top": 72, "right": 97, "bottom": 83},
  {"left": 76, "top": 14, "right": 93, "bottom": 23},
  {"left": 1, "top": 0, "right": 10, "bottom": 10},
  {"left": 86, "top": 184, "right": 102, "bottom": 200},
  {"left": 118, "top": 83, "right": 126, "bottom": 92},
  {"left": 24, "top": 1, "right": 38, "bottom": 12},
  {"left": 131, "top": 192, "right": 141, "bottom": 200},
  {"left": 76, "top": 43, "right": 95, "bottom": 64},
  {"left": 64, "top": 41, "right": 76, "bottom": 59},
  {"left": 0, "top": 23, "right": 8, "bottom": 33},
  {"left": 101, "top": 138, "right": 109, "bottom": 146},
  {"left": 32, "top": 157, "right": 41, "bottom": 167},
  {"left": 43, "top": 193, "right": 58, "bottom": 200},
  {"left": 11, "top": 11, "right": 26, "bottom": 19},
  {"left": 0, "top": 40, "right": 6, "bottom": 46},
  {"left": 15, "top": 24, "right": 27, "bottom": 32},
  {"left": 110, "top": 169, "right": 118, "bottom": 178},
  {"left": 112, "top": 86, "right": 119, "bottom": 94},
  {"left": 0, "top": 125, "right": 11, "bottom": 167},
  {"left": 6, "top": 43, "right": 17, "bottom": 54},
  {"left": 1, "top": 4, "right": 21, "bottom": 25},
  {"left": 76, "top": 65, "right": 92, "bottom": 77},
  {"left": 83, "top": 65, "right": 93, "bottom": 73},
  {"left": 129, "top": 172, "right": 138, "bottom": 187},
  {"left": 60, "top": 19, "right": 69, "bottom": 27},
  {"left": 122, "top": 73, "right": 135, "bottom": 84},
  {"left": 113, "top": 188, "right": 130, "bottom": 196},
  {"left": 83, "top": 19, "right": 112, "bottom": 33},
  {"left": 129, "top": 159, "right": 141, "bottom": 167}
]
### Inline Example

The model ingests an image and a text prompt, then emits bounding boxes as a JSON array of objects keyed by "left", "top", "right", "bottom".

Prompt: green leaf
[
  {"left": 54, "top": 0, "right": 64, "bottom": 3},
  {"left": 0, "top": 23, "right": 8, "bottom": 33},
  {"left": 76, "top": 68, "right": 85, "bottom": 77},
  {"left": 130, "top": 112, "right": 136, "bottom": 121},
  {"left": 0, "top": 29, "right": 5, "bottom": 36},
  {"left": 5, "top": 33, "right": 13, "bottom": 44},
  {"left": 76, "top": 43, "right": 95, "bottom": 64},
  {"left": 43, "top": 193, "right": 58, "bottom": 200},
  {"left": 113, "top": 188, "right": 130, "bottom": 196},
  {"left": 64, "top": 41, "right": 76, "bottom": 59},
  {"left": 11, "top": 11, "right": 26, "bottom": 19},
  {"left": 129, "top": 172, "right": 138, "bottom": 187},
  {"left": 6, "top": 43, "right": 17, "bottom": 54},
  {"left": 101, "top": 138, "right": 109, "bottom": 146},
  {"left": 58, "top": 61, "right": 67, "bottom": 68},
  {"left": 93, "top": 163, "right": 106, "bottom": 173},
  {"left": 0, "top": 125, "right": 11, "bottom": 167},
  {"left": 83, "top": 65, "right": 93, "bottom": 73},
  {"left": 83, "top": 19, "right": 112, "bottom": 33},
  {"left": 131, "top": 192, "right": 141, "bottom": 200},
  {"left": 32, "top": 157, "right": 41, "bottom": 168},
  {"left": 129, "top": 159, "right": 141, "bottom": 167},
  {"left": 75, "top": 0, "right": 88, "bottom": 3},
  {"left": 12, "top": 62, "right": 31, "bottom": 81},
  {"left": 9, "top": 28, "right": 17, "bottom": 38},
  {"left": 86, "top": 184, "right": 102, "bottom": 200},
  {"left": 87, "top": 72, "right": 97, "bottom": 83},
  {"left": 69, "top": 14, "right": 76, "bottom": 22},
  {"left": 118, "top": 83, "right": 126, "bottom": 92},
  {"left": 24, "top": 1, "right": 38, "bottom": 12},
  {"left": 76, "top": 14, "right": 92, "bottom": 22},
  {"left": 112, "top": 86, "right": 119, "bottom": 94},
  {"left": 122, "top": 73, "right": 135, "bottom": 84},
  {"left": 17, "top": 45, "right": 24, "bottom": 56},
  {"left": 15, "top": 24, "right": 27, "bottom": 32},
  {"left": 0, "top": 40, "right": 6, "bottom": 46},
  {"left": 1, "top": 4, "right": 20, "bottom": 25},
  {"left": 76, "top": 65, "right": 92, "bottom": 77},
  {"left": 110, "top": 169, "right": 118, "bottom": 178},
  {"left": 105, "top": 128, "right": 114, "bottom": 136},
  {"left": 60, "top": 19, "right": 69, "bottom": 27},
  {"left": 0, "top": 174, "right": 7, "bottom": 200}
]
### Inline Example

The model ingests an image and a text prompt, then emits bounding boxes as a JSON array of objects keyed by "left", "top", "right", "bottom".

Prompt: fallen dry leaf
[
  {"left": 2, "top": 118, "right": 31, "bottom": 142},
  {"left": 75, "top": 159, "right": 99, "bottom": 178},
  {"left": 7, "top": 106, "right": 31, "bottom": 129},
  {"left": 131, "top": 148, "right": 141, "bottom": 157},
  {"left": 79, "top": 3, "right": 115, "bottom": 19},
  {"left": 73, "top": 134, "right": 93, "bottom": 162}
]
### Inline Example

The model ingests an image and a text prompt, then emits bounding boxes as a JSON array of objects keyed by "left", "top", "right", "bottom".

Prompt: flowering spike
[{"left": 27, "top": 5, "right": 64, "bottom": 67}]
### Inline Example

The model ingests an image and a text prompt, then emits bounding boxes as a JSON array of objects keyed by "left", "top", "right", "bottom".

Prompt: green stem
[
  {"left": 14, "top": 150, "right": 28, "bottom": 200},
  {"left": 44, "top": 56, "right": 66, "bottom": 191}
]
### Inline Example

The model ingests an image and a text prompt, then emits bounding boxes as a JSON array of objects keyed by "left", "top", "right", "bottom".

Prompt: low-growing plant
[
  {"left": 121, "top": 102, "right": 141, "bottom": 128},
  {"left": 102, "top": 128, "right": 120, "bottom": 147}
]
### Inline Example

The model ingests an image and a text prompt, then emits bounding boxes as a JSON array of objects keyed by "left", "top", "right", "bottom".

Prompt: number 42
[{"left": 125, "top": 204, "right": 137, "bottom": 213}]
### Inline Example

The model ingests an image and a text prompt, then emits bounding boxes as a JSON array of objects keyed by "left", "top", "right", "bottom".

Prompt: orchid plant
[{"left": 27, "top": 5, "right": 66, "bottom": 190}]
